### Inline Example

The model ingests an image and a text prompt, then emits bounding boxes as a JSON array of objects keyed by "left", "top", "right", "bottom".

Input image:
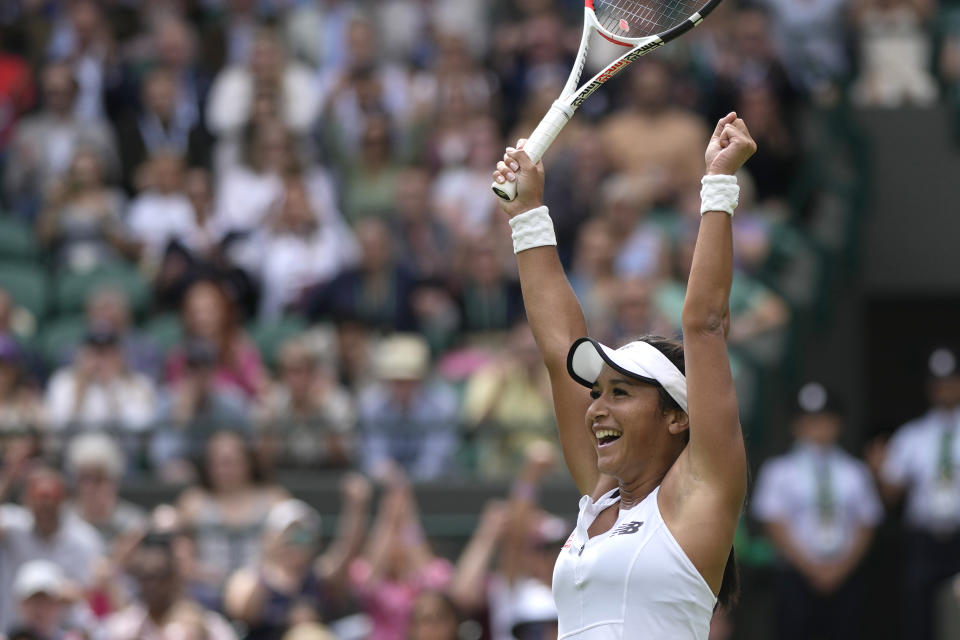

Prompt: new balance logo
[{"left": 611, "top": 521, "right": 643, "bottom": 536}]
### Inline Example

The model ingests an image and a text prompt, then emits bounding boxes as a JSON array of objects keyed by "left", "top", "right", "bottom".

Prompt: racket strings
[{"left": 594, "top": 0, "right": 704, "bottom": 37}]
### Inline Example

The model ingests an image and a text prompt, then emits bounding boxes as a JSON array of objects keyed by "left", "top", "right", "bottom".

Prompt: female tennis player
[{"left": 492, "top": 112, "right": 754, "bottom": 638}]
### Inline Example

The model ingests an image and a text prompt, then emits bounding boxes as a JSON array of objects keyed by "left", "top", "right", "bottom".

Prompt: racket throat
[{"left": 523, "top": 100, "right": 575, "bottom": 165}]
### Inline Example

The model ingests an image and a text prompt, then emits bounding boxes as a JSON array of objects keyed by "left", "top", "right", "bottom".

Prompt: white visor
[{"left": 567, "top": 337, "right": 687, "bottom": 412}]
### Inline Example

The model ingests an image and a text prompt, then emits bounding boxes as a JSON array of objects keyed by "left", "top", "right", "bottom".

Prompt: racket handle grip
[{"left": 492, "top": 100, "right": 573, "bottom": 202}]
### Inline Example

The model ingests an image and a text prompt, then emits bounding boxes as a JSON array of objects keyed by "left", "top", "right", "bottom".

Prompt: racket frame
[{"left": 492, "top": 0, "right": 722, "bottom": 201}]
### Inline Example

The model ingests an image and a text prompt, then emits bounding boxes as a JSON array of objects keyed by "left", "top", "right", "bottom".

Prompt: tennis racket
[{"left": 492, "top": 0, "right": 723, "bottom": 201}]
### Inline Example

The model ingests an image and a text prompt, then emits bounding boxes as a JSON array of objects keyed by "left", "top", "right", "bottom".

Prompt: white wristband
[
  {"left": 700, "top": 174, "right": 739, "bottom": 216},
  {"left": 509, "top": 205, "right": 557, "bottom": 254}
]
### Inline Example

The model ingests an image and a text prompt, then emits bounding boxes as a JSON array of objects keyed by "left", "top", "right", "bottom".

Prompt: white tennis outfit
[{"left": 553, "top": 486, "right": 717, "bottom": 640}]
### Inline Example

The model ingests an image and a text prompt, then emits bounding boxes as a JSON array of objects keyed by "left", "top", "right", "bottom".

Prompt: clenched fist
[{"left": 704, "top": 112, "right": 757, "bottom": 177}]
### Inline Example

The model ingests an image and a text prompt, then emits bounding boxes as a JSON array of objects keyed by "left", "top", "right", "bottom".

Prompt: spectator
[
  {"left": 349, "top": 468, "right": 453, "bottom": 640},
  {"left": 115, "top": 68, "right": 210, "bottom": 195},
  {"left": 0, "top": 467, "right": 104, "bottom": 631},
  {"left": 125, "top": 152, "right": 201, "bottom": 268},
  {"left": 104, "top": 532, "right": 237, "bottom": 640},
  {"left": 432, "top": 117, "right": 503, "bottom": 240},
  {"left": 567, "top": 218, "right": 622, "bottom": 333},
  {"left": 0, "top": 31, "right": 35, "bottom": 153},
  {"left": 254, "top": 176, "right": 359, "bottom": 319},
  {"left": 0, "top": 289, "right": 39, "bottom": 346},
  {"left": 598, "top": 174, "right": 670, "bottom": 281},
  {"left": 318, "top": 16, "right": 413, "bottom": 159},
  {"left": 454, "top": 236, "right": 525, "bottom": 342},
  {"left": 224, "top": 475, "right": 373, "bottom": 638},
  {"left": 51, "top": 286, "right": 163, "bottom": 381},
  {"left": 151, "top": 168, "right": 225, "bottom": 312},
  {"left": 4, "top": 62, "right": 117, "bottom": 218},
  {"left": 752, "top": 382, "right": 883, "bottom": 640},
  {"left": 166, "top": 278, "right": 267, "bottom": 400},
  {"left": 657, "top": 223, "right": 790, "bottom": 364},
  {"left": 175, "top": 430, "right": 289, "bottom": 596},
  {"left": 407, "top": 591, "right": 464, "bottom": 640},
  {"left": 485, "top": 442, "right": 563, "bottom": 640},
  {"left": 63, "top": 432, "right": 146, "bottom": 548},
  {"left": 702, "top": 6, "right": 797, "bottom": 122},
  {"left": 604, "top": 277, "right": 675, "bottom": 350},
  {"left": 153, "top": 339, "right": 250, "bottom": 481},
  {"left": 462, "top": 323, "right": 556, "bottom": 477},
  {"left": 36, "top": 148, "right": 135, "bottom": 273},
  {"left": 147, "top": 14, "right": 210, "bottom": 133},
  {"left": 8, "top": 560, "right": 97, "bottom": 639},
  {"left": 256, "top": 336, "right": 356, "bottom": 469},
  {"left": 45, "top": 0, "right": 116, "bottom": 122},
  {"left": 734, "top": 85, "right": 801, "bottom": 205},
  {"left": 759, "top": 0, "right": 852, "bottom": 96},
  {"left": 358, "top": 334, "right": 459, "bottom": 481},
  {"left": 850, "top": 0, "right": 938, "bottom": 107},
  {"left": 0, "top": 336, "right": 45, "bottom": 435},
  {"left": 338, "top": 115, "right": 405, "bottom": 224},
  {"left": 390, "top": 166, "right": 454, "bottom": 282},
  {"left": 541, "top": 130, "right": 613, "bottom": 264},
  {"left": 206, "top": 26, "right": 320, "bottom": 137},
  {"left": 213, "top": 119, "right": 339, "bottom": 240},
  {"left": 413, "top": 30, "right": 496, "bottom": 160},
  {"left": 599, "top": 60, "right": 710, "bottom": 198},
  {"left": 872, "top": 347, "right": 960, "bottom": 640},
  {"left": 44, "top": 326, "right": 157, "bottom": 433},
  {"left": 306, "top": 218, "right": 419, "bottom": 333}
]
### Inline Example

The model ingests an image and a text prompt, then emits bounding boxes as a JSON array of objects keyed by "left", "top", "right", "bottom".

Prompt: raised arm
[
  {"left": 680, "top": 113, "right": 754, "bottom": 509},
  {"left": 493, "top": 143, "right": 599, "bottom": 495},
  {"left": 316, "top": 472, "right": 373, "bottom": 587}
]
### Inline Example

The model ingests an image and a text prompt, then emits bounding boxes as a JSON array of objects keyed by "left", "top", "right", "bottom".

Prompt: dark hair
[
  {"left": 633, "top": 336, "right": 685, "bottom": 414},
  {"left": 410, "top": 590, "right": 463, "bottom": 640},
  {"left": 636, "top": 335, "right": 741, "bottom": 611},
  {"left": 195, "top": 430, "right": 265, "bottom": 491}
]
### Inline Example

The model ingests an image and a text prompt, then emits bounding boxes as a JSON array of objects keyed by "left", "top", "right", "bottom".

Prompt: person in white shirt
[
  {"left": 126, "top": 153, "right": 202, "bottom": 268},
  {"left": 254, "top": 175, "right": 358, "bottom": 319},
  {"left": 872, "top": 346, "right": 960, "bottom": 640},
  {"left": 44, "top": 326, "right": 157, "bottom": 433},
  {"left": 0, "top": 467, "right": 105, "bottom": 632},
  {"left": 491, "top": 113, "right": 756, "bottom": 638},
  {"left": 752, "top": 382, "right": 883, "bottom": 640}
]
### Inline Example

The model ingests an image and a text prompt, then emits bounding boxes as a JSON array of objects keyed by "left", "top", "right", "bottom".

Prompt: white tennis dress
[{"left": 553, "top": 486, "right": 717, "bottom": 639}]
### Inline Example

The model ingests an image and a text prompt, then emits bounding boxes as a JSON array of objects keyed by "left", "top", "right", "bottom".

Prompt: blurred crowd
[{"left": 0, "top": 0, "right": 953, "bottom": 639}]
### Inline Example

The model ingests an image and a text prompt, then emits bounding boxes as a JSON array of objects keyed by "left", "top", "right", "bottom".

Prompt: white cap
[
  {"left": 66, "top": 432, "right": 125, "bottom": 478},
  {"left": 567, "top": 337, "right": 687, "bottom": 412},
  {"left": 930, "top": 348, "right": 958, "bottom": 378},
  {"left": 511, "top": 579, "right": 558, "bottom": 632},
  {"left": 375, "top": 334, "right": 431, "bottom": 381},
  {"left": 13, "top": 560, "right": 66, "bottom": 599},
  {"left": 264, "top": 499, "right": 321, "bottom": 536}
]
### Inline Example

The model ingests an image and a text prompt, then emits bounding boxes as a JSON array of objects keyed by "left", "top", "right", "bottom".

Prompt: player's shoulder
[
  {"left": 756, "top": 452, "right": 794, "bottom": 478},
  {"left": 890, "top": 412, "right": 938, "bottom": 444}
]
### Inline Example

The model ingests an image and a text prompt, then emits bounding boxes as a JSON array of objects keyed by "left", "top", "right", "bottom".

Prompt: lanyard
[
  {"left": 814, "top": 454, "right": 835, "bottom": 521},
  {"left": 939, "top": 412, "right": 956, "bottom": 481}
]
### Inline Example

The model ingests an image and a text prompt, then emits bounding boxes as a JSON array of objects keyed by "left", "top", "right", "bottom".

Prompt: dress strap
[{"left": 572, "top": 487, "right": 622, "bottom": 553}]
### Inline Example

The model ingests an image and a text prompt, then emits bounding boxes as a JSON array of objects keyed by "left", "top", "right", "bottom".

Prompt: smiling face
[{"left": 586, "top": 366, "right": 688, "bottom": 480}]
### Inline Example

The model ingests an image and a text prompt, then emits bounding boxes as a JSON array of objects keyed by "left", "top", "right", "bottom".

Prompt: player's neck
[{"left": 616, "top": 470, "right": 667, "bottom": 510}]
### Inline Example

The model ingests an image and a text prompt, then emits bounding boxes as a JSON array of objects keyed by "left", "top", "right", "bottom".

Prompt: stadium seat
[
  {"left": 0, "top": 217, "right": 40, "bottom": 263},
  {"left": 38, "top": 314, "right": 87, "bottom": 368},
  {"left": 0, "top": 263, "right": 47, "bottom": 320},
  {"left": 54, "top": 266, "right": 151, "bottom": 319},
  {"left": 247, "top": 315, "right": 309, "bottom": 370},
  {"left": 142, "top": 313, "right": 183, "bottom": 355}
]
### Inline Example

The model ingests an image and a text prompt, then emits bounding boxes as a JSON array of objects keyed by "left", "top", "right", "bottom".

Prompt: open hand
[{"left": 704, "top": 112, "right": 757, "bottom": 176}]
